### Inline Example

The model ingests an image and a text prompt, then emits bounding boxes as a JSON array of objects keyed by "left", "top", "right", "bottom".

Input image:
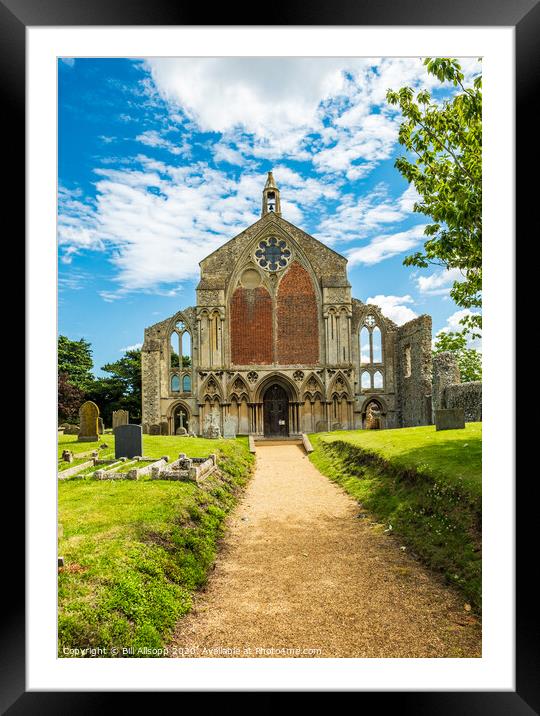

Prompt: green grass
[
  {"left": 309, "top": 424, "right": 482, "bottom": 611},
  {"left": 58, "top": 436, "right": 254, "bottom": 656}
]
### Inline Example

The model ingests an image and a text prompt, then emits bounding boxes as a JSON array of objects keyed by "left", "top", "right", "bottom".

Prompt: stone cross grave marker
[
  {"left": 78, "top": 401, "right": 99, "bottom": 442},
  {"left": 114, "top": 424, "right": 143, "bottom": 459}
]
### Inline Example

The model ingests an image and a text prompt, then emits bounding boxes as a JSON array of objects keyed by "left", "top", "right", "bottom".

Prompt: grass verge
[
  {"left": 309, "top": 424, "right": 481, "bottom": 611},
  {"left": 58, "top": 436, "right": 254, "bottom": 657}
]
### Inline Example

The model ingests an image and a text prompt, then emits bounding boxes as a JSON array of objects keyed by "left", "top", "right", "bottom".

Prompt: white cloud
[
  {"left": 365, "top": 294, "right": 418, "bottom": 325},
  {"left": 416, "top": 267, "right": 465, "bottom": 296},
  {"left": 346, "top": 224, "right": 427, "bottom": 266},
  {"left": 317, "top": 184, "right": 420, "bottom": 246},
  {"left": 143, "top": 57, "right": 481, "bottom": 177},
  {"left": 58, "top": 162, "right": 265, "bottom": 298},
  {"left": 437, "top": 309, "right": 482, "bottom": 350},
  {"left": 120, "top": 342, "right": 143, "bottom": 352},
  {"left": 135, "top": 130, "right": 190, "bottom": 157}
]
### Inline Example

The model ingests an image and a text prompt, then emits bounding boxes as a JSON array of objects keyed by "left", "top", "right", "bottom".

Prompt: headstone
[
  {"left": 98, "top": 417, "right": 104, "bottom": 435},
  {"left": 112, "top": 410, "right": 129, "bottom": 429},
  {"left": 176, "top": 426, "right": 188, "bottom": 436},
  {"left": 315, "top": 420, "right": 329, "bottom": 432},
  {"left": 149, "top": 424, "right": 161, "bottom": 435},
  {"left": 223, "top": 415, "right": 236, "bottom": 439},
  {"left": 434, "top": 408, "right": 465, "bottom": 431},
  {"left": 78, "top": 401, "right": 99, "bottom": 442},
  {"left": 62, "top": 450, "right": 73, "bottom": 463},
  {"left": 114, "top": 424, "right": 143, "bottom": 459},
  {"left": 203, "top": 408, "right": 221, "bottom": 439},
  {"left": 160, "top": 421, "right": 169, "bottom": 435}
]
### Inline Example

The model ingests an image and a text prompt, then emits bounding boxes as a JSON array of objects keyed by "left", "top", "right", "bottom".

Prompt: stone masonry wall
[
  {"left": 141, "top": 348, "right": 161, "bottom": 427},
  {"left": 444, "top": 382, "right": 482, "bottom": 422},
  {"left": 432, "top": 352, "right": 461, "bottom": 411},
  {"left": 396, "top": 315, "right": 433, "bottom": 427}
]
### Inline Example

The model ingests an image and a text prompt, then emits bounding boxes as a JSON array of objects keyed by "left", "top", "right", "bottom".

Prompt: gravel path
[{"left": 170, "top": 444, "right": 481, "bottom": 658}]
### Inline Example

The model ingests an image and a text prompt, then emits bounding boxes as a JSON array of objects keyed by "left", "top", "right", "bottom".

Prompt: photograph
[{"left": 56, "top": 55, "right": 484, "bottom": 660}]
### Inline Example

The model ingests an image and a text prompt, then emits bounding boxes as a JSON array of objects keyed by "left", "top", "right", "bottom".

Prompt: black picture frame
[{"left": 8, "top": 0, "right": 534, "bottom": 709}]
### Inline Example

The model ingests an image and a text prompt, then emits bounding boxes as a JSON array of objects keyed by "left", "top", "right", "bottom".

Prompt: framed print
[{"left": 6, "top": 0, "right": 535, "bottom": 708}]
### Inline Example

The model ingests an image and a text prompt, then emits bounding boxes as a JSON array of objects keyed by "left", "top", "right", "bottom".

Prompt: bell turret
[{"left": 261, "top": 171, "right": 282, "bottom": 217}]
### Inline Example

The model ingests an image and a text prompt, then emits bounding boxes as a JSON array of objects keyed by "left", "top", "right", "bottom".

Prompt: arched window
[
  {"left": 171, "top": 374, "right": 180, "bottom": 392},
  {"left": 170, "top": 334, "right": 180, "bottom": 368},
  {"left": 361, "top": 371, "right": 371, "bottom": 390},
  {"left": 372, "top": 327, "right": 382, "bottom": 363},
  {"left": 359, "top": 315, "right": 385, "bottom": 390},
  {"left": 182, "top": 374, "right": 191, "bottom": 393},
  {"left": 181, "top": 331, "right": 191, "bottom": 368},
  {"left": 170, "top": 320, "right": 192, "bottom": 380},
  {"left": 360, "top": 327, "right": 370, "bottom": 364}
]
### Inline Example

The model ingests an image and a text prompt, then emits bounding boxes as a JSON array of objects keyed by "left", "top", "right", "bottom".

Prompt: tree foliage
[
  {"left": 58, "top": 335, "right": 94, "bottom": 391},
  {"left": 387, "top": 58, "right": 482, "bottom": 335},
  {"left": 58, "top": 337, "right": 143, "bottom": 425},
  {"left": 58, "top": 372, "right": 85, "bottom": 423},
  {"left": 433, "top": 331, "right": 482, "bottom": 382},
  {"left": 100, "top": 349, "right": 142, "bottom": 421}
]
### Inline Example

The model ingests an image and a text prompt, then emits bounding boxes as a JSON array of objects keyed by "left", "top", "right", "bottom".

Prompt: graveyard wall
[
  {"left": 395, "top": 315, "right": 433, "bottom": 427},
  {"left": 432, "top": 352, "right": 461, "bottom": 411},
  {"left": 444, "top": 382, "right": 482, "bottom": 422},
  {"left": 141, "top": 338, "right": 161, "bottom": 429}
]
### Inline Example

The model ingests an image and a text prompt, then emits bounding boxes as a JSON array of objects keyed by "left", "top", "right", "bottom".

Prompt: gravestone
[
  {"left": 149, "top": 424, "right": 161, "bottom": 435},
  {"left": 223, "top": 415, "right": 236, "bottom": 439},
  {"left": 435, "top": 408, "right": 465, "bottom": 431},
  {"left": 78, "top": 401, "right": 99, "bottom": 442},
  {"left": 112, "top": 410, "right": 129, "bottom": 429},
  {"left": 114, "top": 424, "right": 143, "bottom": 459},
  {"left": 98, "top": 417, "right": 104, "bottom": 435},
  {"left": 62, "top": 450, "right": 73, "bottom": 463},
  {"left": 176, "top": 426, "right": 188, "bottom": 436},
  {"left": 160, "top": 421, "right": 169, "bottom": 435},
  {"left": 203, "top": 409, "right": 221, "bottom": 439}
]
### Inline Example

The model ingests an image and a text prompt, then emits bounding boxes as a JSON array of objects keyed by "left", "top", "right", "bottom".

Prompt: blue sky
[{"left": 58, "top": 57, "right": 481, "bottom": 375}]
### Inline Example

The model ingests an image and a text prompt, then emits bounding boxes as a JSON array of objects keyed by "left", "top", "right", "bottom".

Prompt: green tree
[
  {"left": 100, "top": 349, "right": 142, "bottom": 422},
  {"left": 387, "top": 58, "right": 482, "bottom": 335},
  {"left": 58, "top": 335, "right": 94, "bottom": 391},
  {"left": 58, "top": 372, "right": 85, "bottom": 423},
  {"left": 85, "top": 376, "right": 126, "bottom": 427},
  {"left": 433, "top": 331, "right": 482, "bottom": 382}
]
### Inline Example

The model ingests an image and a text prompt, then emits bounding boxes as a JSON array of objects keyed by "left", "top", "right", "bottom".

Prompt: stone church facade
[{"left": 141, "top": 173, "right": 433, "bottom": 437}]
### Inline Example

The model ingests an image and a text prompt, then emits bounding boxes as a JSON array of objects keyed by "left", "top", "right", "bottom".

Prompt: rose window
[{"left": 254, "top": 237, "right": 291, "bottom": 272}]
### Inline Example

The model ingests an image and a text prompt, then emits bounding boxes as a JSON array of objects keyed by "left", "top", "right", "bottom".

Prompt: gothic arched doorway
[
  {"left": 172, "top": 404, "right": 190, "bottom": 435},
  {"left": 263, "top": 384, "right": 289, "bottom": 437},
  {"left": 363, "top": 400, "right": 383, "bottom": 430}
]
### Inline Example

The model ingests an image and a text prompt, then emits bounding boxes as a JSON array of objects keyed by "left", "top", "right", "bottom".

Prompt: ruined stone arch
[
  {"left": 361, "top": 396, "right": 387, "bottom": 430},
  {"left": 166, "top": 309, "right": 196, "bottom": 337}
]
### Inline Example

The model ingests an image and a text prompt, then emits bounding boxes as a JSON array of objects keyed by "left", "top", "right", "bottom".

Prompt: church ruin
[{"left": 141, "top": 172, "right": 433, "bottom": 436}]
